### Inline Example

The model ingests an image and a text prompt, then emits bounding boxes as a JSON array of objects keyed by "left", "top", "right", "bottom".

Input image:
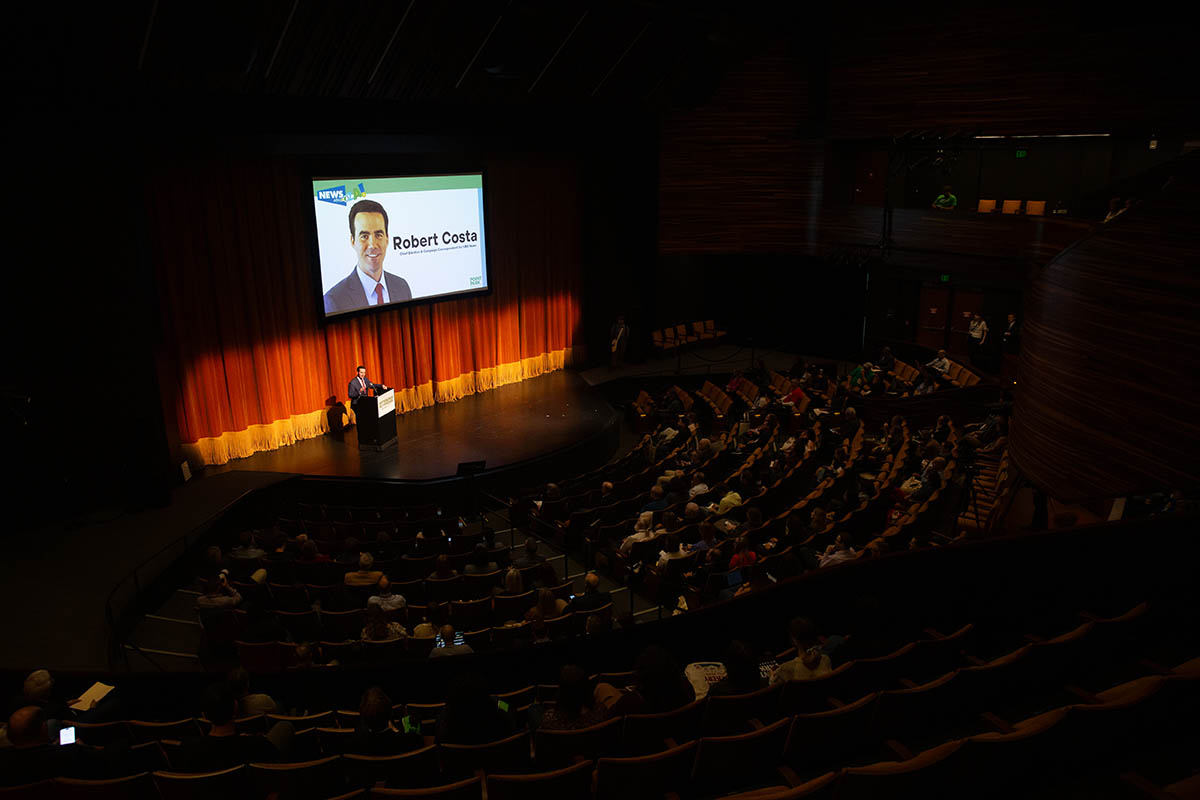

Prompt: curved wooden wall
[{"left": 1009, "top": 156, "right": 1200, "bottom": 500}]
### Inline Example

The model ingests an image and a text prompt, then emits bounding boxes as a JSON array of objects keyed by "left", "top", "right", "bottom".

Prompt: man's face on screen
[{"left": 352, "top": 211, "right": 388, "bottom": 280}]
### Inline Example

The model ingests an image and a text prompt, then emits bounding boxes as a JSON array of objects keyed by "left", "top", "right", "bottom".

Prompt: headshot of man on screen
[
  {"left": 349, "top": 366, "right": 388, "bottom": 402},
  {"left": 323, "top": 199, "right": 413, "bottom": 314}
]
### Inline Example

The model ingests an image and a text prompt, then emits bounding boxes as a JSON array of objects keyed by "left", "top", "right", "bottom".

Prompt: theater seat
[
  {"left": 1025, "top": 200, "right": 1046, "bottom": 216},
  {"left": 487, "top": 759, "right": 594, "bottom": 800},
  {"left": 976, "top": 199, "right": 997, "bottom": 213},
  {"left": 1001, "top": 200, "right": 1022, "bottom": 215},
  {"left": 370, "top": 777, "right": 483, "bottom": 799}
]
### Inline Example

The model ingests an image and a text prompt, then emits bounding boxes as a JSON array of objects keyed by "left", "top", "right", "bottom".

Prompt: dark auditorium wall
[
  {"left": 657, "top": 42, "right": 826, "bottom": 255},
  {"left": 1009, "top": 154, "right": 1200, "bottom": 501}
]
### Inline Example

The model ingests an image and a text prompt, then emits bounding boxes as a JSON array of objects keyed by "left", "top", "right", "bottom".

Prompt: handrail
[{"left": 103, "top": 478, "right": 299, "bottom": 670}]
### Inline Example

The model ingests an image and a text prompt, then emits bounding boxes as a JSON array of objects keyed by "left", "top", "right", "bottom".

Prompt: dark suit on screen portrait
[{"left": 323, "top": 268, "right": 413, "bottom": 314}]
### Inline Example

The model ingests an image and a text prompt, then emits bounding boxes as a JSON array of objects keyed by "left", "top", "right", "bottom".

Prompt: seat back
[
  {"left": 65, "top": 720, "right": 130, "bottom": 747},
  {"left": 450, "top": 597, "right": 493, "bottom": 631},
  {"left": 54, "top": 773, "right": 159, "bottom": 800},
  {"left": 439, "top": 731, "right": 531, "bottom": 779},
  {"left": 426, "top": 576, "right": 464, "bottom": 603},
  {"left": 322, "top": 608, "right": 365, "bottom": 641},
  {"left": 691, "top": 718, "right": 790, "bottom": 795},
  {"left": 535, "top": 715, "right": 623, "bottom": 768},
  {"left": 276, "top": 609, "right": 320, "bottom": 641},
  {"left": 369, "top": 777, "right": 483, "bottom": 798},
  {"left": 317, "top": 727, "right": 356, "bottom": 756},
  {"left": 486, "top": 759, "right": 594, "bottom": 800},
  {"left": 128, "top": 718, "right": 202, "bottom": 744},
  {"left": 492, "top": 592, "right": 536, "bottom": 624},
  {"left": 976, "top": 198, "right": 997, "bottom": 213},
  {"left": 248, "top": 756, "right": 343, "bottom": 800},
  {"left": 1001, "top": 199, "right": 1022, "bottom": 214},
  {"left": 1025, "top": 200, "right": 1046, "bottom": 216},
  {"left": 595, "top": 740, "right": 697, "bottom": 800},
  {"left": 701, "top": 683, "right": 784, "bottom": 735},
  {"left": 784, "top": 692, "right": 880, "bottom": 777},
  {"left": 153, "top": 766, "right": 251, "bottom": 800},
  {"left": 836, "top": 740, "right": 964, "bottom": 799},
  {"left": 343, "top": 746, "right": 441, "bottom": 789}
]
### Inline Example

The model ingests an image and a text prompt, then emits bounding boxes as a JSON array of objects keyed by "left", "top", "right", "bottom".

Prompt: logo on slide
[{"left": 316, "top": 183, "right": 367, "bottom": 206}]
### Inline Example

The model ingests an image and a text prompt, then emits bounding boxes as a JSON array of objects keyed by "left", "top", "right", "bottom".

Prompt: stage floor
[{"left": 205, "top": 370, "right": 619, "bottom": 481}]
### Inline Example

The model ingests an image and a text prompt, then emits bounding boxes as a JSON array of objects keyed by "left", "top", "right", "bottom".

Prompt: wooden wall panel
[
  {"left": 826, "top": 6, "right": 1198, "bottom": 138},
  {"left": 657, "top": 46, "right": 826, "bottom": 254},
  {"left": 1009, "top": 158, "right": 1200, "bottom": 500}
]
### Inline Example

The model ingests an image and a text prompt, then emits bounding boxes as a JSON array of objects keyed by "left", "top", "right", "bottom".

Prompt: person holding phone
[
  {"left": 429, "top": 624, "right": 473, "bottom": 658},
  {"left": 0, "top": 706, "right": 110, "bottom": 787}
]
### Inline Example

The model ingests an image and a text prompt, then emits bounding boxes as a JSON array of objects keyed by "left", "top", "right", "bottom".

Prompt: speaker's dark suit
[
  {"left": 349, "top": 376, "right": 386, "bottom": 401},
  {"left": 323, "top": 268, "right": 413, "bottom": 314}
]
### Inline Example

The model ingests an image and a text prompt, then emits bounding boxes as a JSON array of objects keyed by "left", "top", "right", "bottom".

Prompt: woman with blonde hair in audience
[{"left": 498, "top": 567, "right": 524, "bottom": 597}]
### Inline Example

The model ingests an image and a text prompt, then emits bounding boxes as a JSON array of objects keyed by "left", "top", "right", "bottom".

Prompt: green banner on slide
[{"left": 312, "top": 174, "right": 482, "bottom": 197}]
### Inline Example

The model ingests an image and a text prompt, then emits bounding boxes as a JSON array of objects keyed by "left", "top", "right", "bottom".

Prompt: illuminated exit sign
[{"left": 1015, "top": 149, "right": 1028, "bottom": 158}]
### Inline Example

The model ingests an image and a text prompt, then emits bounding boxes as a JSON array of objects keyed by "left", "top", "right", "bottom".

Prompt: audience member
[
  {"left": 464, "top": 543, "right": 499, "bottom": 575},
  {"left": 195, "top": 573, "right": 241, "bottom": 610},
  {"left": 228, "top": 667, "right": 278, "bottom": 716},
  {"left": 230, "top": 530, "right": 265, "bottom": 565},
  {"left": 499, "top": 567, "right": 525, "bottom": 597},
  {"left": 344, "top": 552, "right": 383, "bottom": 587},
  {"left": 539, "top": 665, "right": 612, "bottom": 730},
  {"left": 533, "top": 561, "right": 560, "bottom": 589},
  {"left": 526, "top": 588, "right": 567, "bottom": 621},
  {"left": 566, "top": 572, "right": 611, "bottom": 613},
  {"left": 428, "top": 554, "right": 458, "bottom": 581},
  {"left": 709, "top": 640, "right": 768, "bottom": 697},
  {"left": 610, "top": 645, "right": 696, "bottom": 715},
  {"left": 177, "top": 682, "right": 291, "bottom": 771},
  {"left": 620, "top": 511, "right": 657, "bottom": 553},
  {"left": 640, "top": 485, "right": 668, "bottom": 513},
  {"left": 362, "top": 603, "right": 406, "bottom": 642},
  {"left": 367, "top": 576, "right": 406, "bottom": 612},
  {"left": 0, "top": 706, "right": 112, "bottom": 787},
  {"left": 412, "top": 603, "right": 445, "bottom": 638},
  {"left": 429, "top": 625, "right": 474, "bottom": 658},
  {"left": 877, "top": 346, "right": 895, "bottom": 373},
  {"left": 926, "top": 349, "right": 950, "bottom": 375},
  {"left": 819, "top": 536, "right": 857, "bottom": 568},
  {"left": 656, "top": 535, "right": 689, "bottom": 569},
  {"left": 713, "top": 490, "right": 743, "bottom": 516},
  {"left": 728, "top": 538, "right": 758, "bottom": 570},
  {"left": 513, "top": 538, "right": 544, "bottom": 569},
  {"left": 346, "top": 686, "right": 422, "bottom": 756},
  {"left": 335, "top": 538, "right": 362, "bottom": 566},
  {"left": 771, "top": 618, "right": 833, "bottom": 684}
]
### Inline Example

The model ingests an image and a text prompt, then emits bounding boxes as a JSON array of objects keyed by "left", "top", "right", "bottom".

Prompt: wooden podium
[{"left": 354, "top": 389, "right": 397, "bottom": 451}]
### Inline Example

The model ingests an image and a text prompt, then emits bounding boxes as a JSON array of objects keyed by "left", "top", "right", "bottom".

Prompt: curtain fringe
[{"left": 185, "top": 348, "right": 573, "bottom": 467}]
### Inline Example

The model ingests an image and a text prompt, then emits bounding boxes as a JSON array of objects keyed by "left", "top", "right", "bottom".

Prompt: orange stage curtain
[{"left": 149, "top": 157, "right": 582, "bottom": 467}]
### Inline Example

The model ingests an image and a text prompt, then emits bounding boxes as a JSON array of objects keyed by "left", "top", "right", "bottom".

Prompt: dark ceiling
[{"left": 3, "top": 0, "right": 780, "bottom": 113}]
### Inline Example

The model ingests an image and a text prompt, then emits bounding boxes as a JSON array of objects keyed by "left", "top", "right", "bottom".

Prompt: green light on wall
[
  {"left": 1015, "top": 149, "right": 1028, "bottom": 158},
  {"left": 940, "top": 274, "right": 951, "bottom": 283}
]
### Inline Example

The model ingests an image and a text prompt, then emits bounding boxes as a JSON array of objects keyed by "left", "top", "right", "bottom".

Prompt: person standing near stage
[
  {"left": 610, "top": 315, "right": 629, "bottom": 367},
  {"left": 968, "top": 313, "right": 988, "bottom": 363}
]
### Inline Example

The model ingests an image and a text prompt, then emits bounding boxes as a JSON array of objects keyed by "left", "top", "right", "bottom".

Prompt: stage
[{"left": 205, "top": 369, "right": 622, "bottom": 482}]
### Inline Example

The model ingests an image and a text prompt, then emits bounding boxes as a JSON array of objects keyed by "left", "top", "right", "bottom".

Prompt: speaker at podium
[{"left": 354, "top": 389, "right": 397, "bottom": 451}]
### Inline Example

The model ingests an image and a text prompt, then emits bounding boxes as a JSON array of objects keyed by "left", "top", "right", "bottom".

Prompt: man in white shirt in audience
[{"left": 926, "top": 349, "right": 950, "bottom": 375}]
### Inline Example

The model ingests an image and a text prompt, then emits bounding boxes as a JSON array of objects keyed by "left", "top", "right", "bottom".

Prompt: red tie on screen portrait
[{"left": 374, "top": 283, "right": 384, "bottom": 306}]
